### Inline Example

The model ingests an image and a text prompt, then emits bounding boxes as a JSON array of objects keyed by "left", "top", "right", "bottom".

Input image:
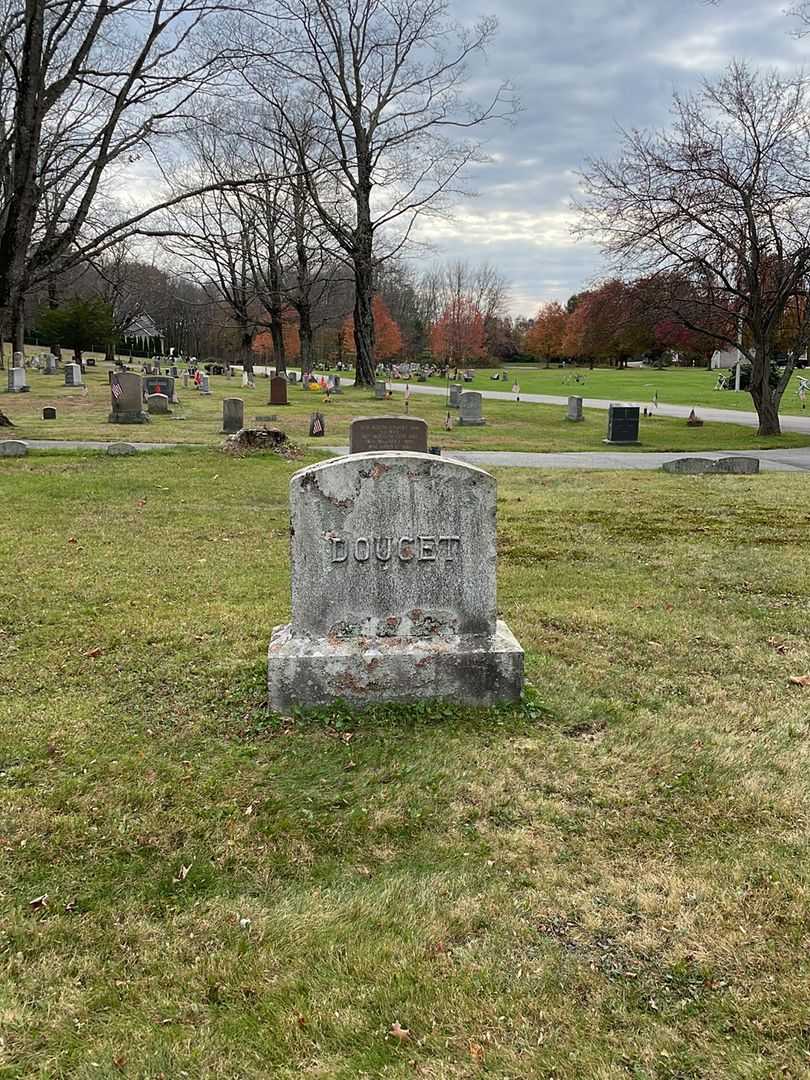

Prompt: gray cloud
[{"left": 424, "top": 0, "right": 807, "bottom": 314}]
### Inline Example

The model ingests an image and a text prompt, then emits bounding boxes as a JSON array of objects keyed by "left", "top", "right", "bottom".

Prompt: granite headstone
[
  {"left": 349, "top": 416, "right": 428, "bottom": 454},
  {"left": 109, "top": 371, "right": 149, "bottom": 424},
  {"left": 458, "top": 391, "right": 485, "bottom": 426},
  {"left": 223, "top": 397, "right": 244, "bottom": 433},
  {"left": 267, "top": 452, "right": 524, "bottom": 711}
]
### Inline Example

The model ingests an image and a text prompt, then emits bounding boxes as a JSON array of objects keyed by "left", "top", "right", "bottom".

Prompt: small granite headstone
[
  {"left": 107, "top": 442, "right": 137, "bottom": 456},
  {"left": 200, "top": 373, "right": 211, "bottom": 395},
  {"left": 309, "top": 411, "right": 325, "bottom": 437},
  {"left": 43, "top": 355, "right": 58, "bottom": 375},
  {"left": 7, "top": 367, "right": 28, "bottom": 393},
  {"left": 64, "top": 363, "right": 83, "bottom": 387},
  {"left": 288, "top": 371, "right": 298, "bottom": 383},
  {"left": 0, "top": 440, "right": 27, "bottom": 457},
  {"left": 448, "top": 384, "right": 462, "bottom": 408},
  {"left": 182, "top": 372, "right": 189, "bottom": 388},
  {"left": 374, "top": 380, "right": 386, "bottom": 399},
  {"left": 144, "top": 375, "right": 175, "bottom": 401},
  {"left": 12, "top": 351, "right": 24, "bottom": 368},
  {"left": 223, "top": 397, "right": 244, "bottom": 433},
  {"left": 146, "top": 392, "right": 171, "bottom": 415},
  {"left": 267, "top": 452, "right": 524, "bottom": 711},
  {"left": 42, "top": 407, "right": 57, "bottom": 420},
  {"left": 567, "top": 396, "right": 584, "bottom": 422},
  {"left": 270, "top": 375, "right": 289, "bottom": 406},
  {"left": 349, "top": 416, "right": 429, "bottom": 454},
  {"left": 662, "top": 456, "right": 760, "bottom": 475},
  {"left": 605, "top": 403, "right": 640, "bottom": 445},
  {"left": 458, "top": 391, "right": 485, "bottom": 426},
  {"left": 109, "top": 371, "right": 149, "bottom": 424}
]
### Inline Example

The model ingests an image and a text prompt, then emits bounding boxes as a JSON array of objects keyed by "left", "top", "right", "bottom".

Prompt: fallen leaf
[
  {"left": 296, "top": 1013, "right": 306, "bottom": 1027},
  {"left": 67, "top": 537, "right": 77, "bottom": 544},
  {"left": 172, "top": 863, "right": 192, "bottom": 883},
  {"left": 469, "top": 1041, "right": 485, "bottom": 1063},
  {"left": 789, "top": 674, "right": 810, "bottom": 687},
  {"left": 113, "top": 1055, "right": 127, "bottom": 1070},
  {"left": 84, "top": 647, "right": 103, "bottom": 658},
  {"left": 389, "top": 1022, "right": 411, "bottom": 1042},
  {"left": 29, "top": 893, "right": 48, "bottom": 910}
]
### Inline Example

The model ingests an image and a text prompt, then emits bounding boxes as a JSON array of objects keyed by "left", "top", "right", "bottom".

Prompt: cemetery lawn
[
  {"left": 3, "top": 448, "right": 810, "bottom": 1079},
  {"left": 444, "top": 364, "right": 810, "bottom": 416},
  {"left": 5, "top": 364, "right": 810, "bottom": 453}
]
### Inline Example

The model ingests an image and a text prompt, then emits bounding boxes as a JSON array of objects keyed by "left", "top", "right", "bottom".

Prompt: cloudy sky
[{"left": 417, "top": 0, "right": 807, "bottom": 316}]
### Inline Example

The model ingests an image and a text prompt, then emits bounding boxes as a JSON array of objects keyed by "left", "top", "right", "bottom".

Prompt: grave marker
[
  {"left": 309, "top": 411, "right": 325, "bottom": 437},
  {"left": 349, "top": 416, "right": 428, "bottom": 454},
  {"left": 146, "top": 393, "right": 171, "bottom": 414},
  {"left": 109, "top": 371, "right": 149, "bottom": 424},
  {"left": 448, "top": 383, "right": 462, "bottom": 408},
  {"left": 374, "top": 380, "right": 386, "bottom": 399},
  {"left": 0, "top": 440, "right": 27, "bottom": 457},
  {"left": 605, "top": 403, "right": 640, "bottom": 445},
  {"left": 6, "top": 367, "right": 28, "bottom": 393},
  {"left": 270, "top": 375, "right": 289, "bottom": 406},
  {"left": 223, "top": 397, "right": 245, "bottom": 433},
  {"left": 64, "top": 363, "right": 83, "bottom": 387},
  {"left": 567, "top": 396, "right": 584, "bottom": 422},
  {"left": 267, "top": 452, "right": 524, "bottom": 711},
  {"left": 144, "top": 375, "right": 175, "bottom": 401},
  {"left": 458, "top": 391, "right": 485, "bottom": 426}
]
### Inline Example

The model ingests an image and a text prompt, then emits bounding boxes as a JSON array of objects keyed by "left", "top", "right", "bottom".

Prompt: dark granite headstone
[
  {"left": 144, "top": 375, "right": 175, "bottom": 401},
  {"left": 270, "top": 375, "right": 289, "bottom": 406},
  {"left": 605, "top": 403, "right": 640, "bottom": 444},
  {"left": 349, "top": 416, "right": 428, "bottom": 454}
]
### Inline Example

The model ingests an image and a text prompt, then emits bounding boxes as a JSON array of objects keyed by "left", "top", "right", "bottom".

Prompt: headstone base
[
  {"left": 602, "top": 438, "right": 639, "bottom": 446},
  {"left": 458, "top": 417, "right": 486, "bottom": 426},
  {"left": 108, "top": 411, "right": 151, "bottom": 424},
  {"left": 267, "top": 619, "right": 523, "bottom": 714}
]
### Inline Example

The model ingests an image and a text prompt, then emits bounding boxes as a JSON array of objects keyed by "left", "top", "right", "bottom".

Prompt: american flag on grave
[{"left": 111, "top": 379, "right": 122, "bottom": 399}]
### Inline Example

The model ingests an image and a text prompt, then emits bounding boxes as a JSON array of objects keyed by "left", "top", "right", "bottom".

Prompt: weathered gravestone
[
  {"left": 107, "top": 442, "right": 137, "bottom": 456},
  {"left": 458, "top": 391, "right": 485, "bottom": 426},
  {"left": 109, "top": 371, "right": 149, "bottom": 424},
  {"left": 267, "top": 452, "right": 524, "bottom": 712},
  {"left": 64, "top": 363, "right": 83, "bottom": 387},
  {"left": 7, "top": 367, "right": 28, "bottom": 393},
  {"left": 331, "top": 375, "right": 342, "bottom": 394},
  {"left": 199, "top": 373, "right": 211, "bottom": 395},
  {"left": 350, "top": 416, "right": 428, "bottom": 454},
  {"left": 662, "top": 456, "right": 760, "bottom": 476},
  {"left": 43, "top": 355, "right": 58, "bottom": 375},
  {"left": 448, "top": 384, "right": 462, "bottom": 408},
  {"left": 270, "top": 375, "right": 289, "bottom": 406},
  {"left": 309, "top": 411, "right": 325, "bottom": 437},
  {"left": 222, "top": 397, "right": 244, "bottom": 433},
  {"left": 146, "top": 393, "right": 171, "bottom": 415},
  {"left": 567, "top": 396, "right": 584, "bottom": 422},
  {"left": 144, "top": 375, "right": 175, "bottom": 402},
  {"left": 374, "top": 380, "right": 387, "bottom": 400},
  {"left": 42, "top": 407, "right": 56, "bottom": 420},
  {"left": 12, "top": 351, "right": 24, "bottom": 368},
  {"left": 0, "top": 440, "right": 27, "bottom": 457},
  {"left": 288, "top": 371, "right": 299, "bottom": 384},
  {"left": 605, "top": 403, "right": 640, "bottom": 445}
]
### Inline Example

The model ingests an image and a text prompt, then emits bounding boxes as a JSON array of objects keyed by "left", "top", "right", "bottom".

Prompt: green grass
[
  {"left": 5, "top": 363, "right": 810, "bottom": 453},
  {"left": 3, "top": 447, "right": 810, "bottom": 1076},
  {"left": 423, "top": 363, "right": 810, "bottom": 416}
]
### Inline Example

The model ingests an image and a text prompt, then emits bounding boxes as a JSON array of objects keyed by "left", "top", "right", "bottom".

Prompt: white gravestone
[
  {"left": 267, "top": 452, "right": 524, "bottom": 712},
  {"left": 7, "top": 366, "right": 28, "bottom": 393}
]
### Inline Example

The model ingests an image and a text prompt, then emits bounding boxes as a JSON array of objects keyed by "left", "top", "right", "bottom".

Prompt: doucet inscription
[{"left": 328, "top": 534, "right": 460, "bottom": 563}]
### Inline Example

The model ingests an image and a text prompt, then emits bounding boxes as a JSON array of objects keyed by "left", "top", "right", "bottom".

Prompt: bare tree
[
  {"left": 577, "top": 62, "right": 810, "bottom": 435},
  {"left": 0, "top": 0, "right": 232, "bottom": 352},
  {"left": 237, "top": 0, "right": 514, "bottom": 385}
]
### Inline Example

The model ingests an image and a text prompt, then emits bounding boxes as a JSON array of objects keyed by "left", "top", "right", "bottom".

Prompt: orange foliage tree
[
  {"left": 526, "top": 301, "right": 568, "bottom": 359},
  {"left": 343, "top": 296, "right": 403, "bottom": 361},
  {"left": 430, "top": 299, "right": 487, "bottom": 363}
]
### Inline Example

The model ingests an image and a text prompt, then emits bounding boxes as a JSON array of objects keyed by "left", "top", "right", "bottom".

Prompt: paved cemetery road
[
  {"left": 273, "top": 369, "right": 810, "bottom": 432},
  {"left": 386, "top": 382, "right": 810, "bottom": 434},
  {"left": 327, "top": 447, "right": 810, "bottom": 471}
]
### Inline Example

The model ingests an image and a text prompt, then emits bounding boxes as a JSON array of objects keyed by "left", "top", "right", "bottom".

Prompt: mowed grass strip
[
  {"left": 2, "top": 449, "right": 810, "bottom": 1078},
  {"left": 5, "top": 365, "right": 810, "bottom": 453}
]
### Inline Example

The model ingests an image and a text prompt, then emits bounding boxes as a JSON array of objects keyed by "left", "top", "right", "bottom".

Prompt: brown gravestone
[
  {"left": 349, "top": 415, "right": 428, "bottom": 455},
  {"left": 269, "top": 375, "right": 289, "bottom": 406}
]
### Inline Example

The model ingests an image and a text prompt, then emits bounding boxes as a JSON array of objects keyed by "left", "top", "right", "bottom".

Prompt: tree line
[{"left": 0, "top": 0, "right": 515, "bottom": 385}]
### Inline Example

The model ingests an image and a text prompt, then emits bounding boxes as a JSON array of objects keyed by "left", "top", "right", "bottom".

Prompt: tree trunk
[
  {"left": 749, "top": 341, "right": 782, "bottom": 436},
  {"left": 353, "top": 232, "right": 375, "bottom": 386},
  {"left": 11, "top": 292, "right": 25, "bottom": 356},
  {"left": 240, "top": 327, "right": 254, "bottom": 373},
  {"left": 298, "top": 302, "right": 313, "bottom": 376}
]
